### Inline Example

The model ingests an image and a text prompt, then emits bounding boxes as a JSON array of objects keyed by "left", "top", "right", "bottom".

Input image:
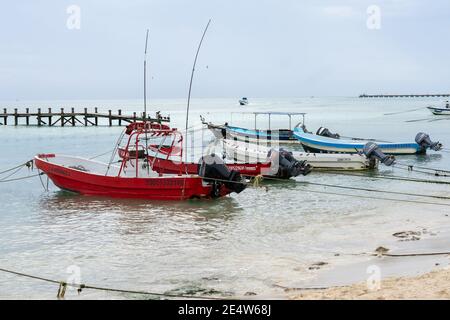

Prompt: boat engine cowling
[
  {"left": 415, "top": 132, "right": 442, "bottom": 152},
  {"left": 363, "top": 142, "right": 395, "bottom": 166},
  {"left": 316, "top": 127, "right": 340, "bottom": 139},
  {"left": 198, "top": 154, "right": 246, "bottom": 196},
  {"left": 268, "top": 149, "right": 312, "bottom": 178}
]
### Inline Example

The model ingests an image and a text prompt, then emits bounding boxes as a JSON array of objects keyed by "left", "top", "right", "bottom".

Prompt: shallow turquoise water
[{"left": 1, "top": 97, "right": 450, "bottom": 299}]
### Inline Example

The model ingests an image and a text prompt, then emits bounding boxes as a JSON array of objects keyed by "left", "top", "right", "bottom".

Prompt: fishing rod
[
  {"left": 184, "top": 19, "right": 211, "bottom": 163},
  {"left": 143, "top": 29, "right": 150, "bottom": 174}
]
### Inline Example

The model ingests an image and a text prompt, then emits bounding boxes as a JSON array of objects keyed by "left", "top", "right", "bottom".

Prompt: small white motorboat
[
  {"left": 428, "top": 105, "right": 450, "bottom": 115},
  {"left": 220, "top": 139, "right": 378, "bottom": 170}
]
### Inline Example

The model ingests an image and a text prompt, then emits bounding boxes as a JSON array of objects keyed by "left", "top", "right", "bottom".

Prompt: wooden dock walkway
[
  {"left": 359, "top": 94, "right": 450, "bottom": 98},
  {"left": 0, "top": 108, "right": 170, "bottom": 126}
]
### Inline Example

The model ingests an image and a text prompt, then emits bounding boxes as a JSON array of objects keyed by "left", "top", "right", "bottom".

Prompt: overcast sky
[{"left": 0, "top": 0, "right": 449, "bottom": 100}]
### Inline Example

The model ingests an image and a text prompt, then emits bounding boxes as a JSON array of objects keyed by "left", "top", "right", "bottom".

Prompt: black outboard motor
[
  {"left": 268, "top": 149, "right": 312, "bottom": 178},
  {"left": 316, "top": 127, "right": 340, "bottom": 139},
  {"left": 415, "top": 132, "right": 442, "bottom": 153},
  {"left": 198, "top": 154, "right": 246, "bottom": 196},
  {"left": 363, "top": 142, "right": 395, "bottom": 166}
]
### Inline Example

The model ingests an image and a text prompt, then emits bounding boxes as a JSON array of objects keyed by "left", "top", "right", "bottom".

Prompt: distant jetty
[
  {"left": 359, "top": 94, "right": 450, "bottom": 98},
  {"left": 0, "top": 108, "right": 169, "bottom": 126}
]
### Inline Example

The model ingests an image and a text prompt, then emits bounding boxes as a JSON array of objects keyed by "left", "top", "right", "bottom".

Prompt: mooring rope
[
  {"left": 325, "top": 170, "right": 450, "bottom": 185},
  {"left": 395, "top": 162, "right": 450, "bottom": 174},
  {"left": 298, "top": 188, "right": 450, "bottom": 207},
  {"left": 382, "top": 251, "right": 450, "bottom": 257},
  {"left": 181, "top": 174, "right": 450, "bottom": 206},
  {"left": 0, "top": 161, "right": 33, "bottom": 176},
  {"left": 0, "top": 172, "right": 44, "bottom": 183},
  {"left": 0, "top": 267, "right": 227, "bottom": 300},
  {"left": 89, "top": 149, "right": 116, "bottom": 160},
  {"left": 0, "top": 160, "right": 40, "bottom": 183},
  {"left": 393, "top": 163, "right": 450, "bottom": 177},
  {"left": 2, "top": 246, "right": 449, "bottom": 298},
  {"left": 0, "top": 165, "right": 24, "bottom": 181},
  {"left": 295, "top": 180, "right": 450, "bottom": 200}
]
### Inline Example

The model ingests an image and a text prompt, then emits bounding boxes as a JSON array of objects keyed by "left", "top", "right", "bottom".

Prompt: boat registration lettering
[
  {"left": 50, "top": 168, "right": 71, "bottom": 176},
  {"left": 232, "top": 166, "right": 257, "bottom": 171},
  {"left": 146, "top": 179, "right": 185, "bottom": 187}
]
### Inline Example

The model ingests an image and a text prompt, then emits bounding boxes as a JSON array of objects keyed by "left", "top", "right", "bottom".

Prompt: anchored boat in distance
[
  {"left": 239, "top": 97, "right": 249, "bottom": 106},
  {"left": 428, "top": 100, "right": 450, "bottom": 115}
]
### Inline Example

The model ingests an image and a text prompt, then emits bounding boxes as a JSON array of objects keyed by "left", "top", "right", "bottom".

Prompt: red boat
[
  {"left": 146, "top": 154, "right": 272, "bottom": 177},
  {"left": 121, "top": 141, "right": 310, "bottom": 179},
  {"left": 34, "top": 122, "right": 247, "bottom": 200}
]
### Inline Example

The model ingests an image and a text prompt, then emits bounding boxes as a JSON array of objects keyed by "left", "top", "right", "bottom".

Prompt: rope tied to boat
[
  {"left": 0, "top": 160, "right": 32, "bottom": 176},
  {"left": 393, "top": 163, "right": 450, "bottom": 177},
  {"left": 0, "top": 267, "right": 227, "bottom": 300},
  {"left": 0, "top": 159, "right": 44, "bottom": 183},
  {"left": 37, "top": 169, "right": 49, "bottom": 192}
]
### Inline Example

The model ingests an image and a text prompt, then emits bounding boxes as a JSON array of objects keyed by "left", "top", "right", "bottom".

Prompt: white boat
[
  {"left": 220, "top": 139, "right": 377, "bottom": 170},
  {"left": 428, "top": 106, "right": 450, "bottom": 115},
  {"left": 239, "top": 97, "right": 248, "bottom": 105}
]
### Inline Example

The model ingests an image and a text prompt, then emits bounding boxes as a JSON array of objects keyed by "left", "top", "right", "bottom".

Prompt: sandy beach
[{"left": 291, "top": 266, "right": 450, "bottom": 300}]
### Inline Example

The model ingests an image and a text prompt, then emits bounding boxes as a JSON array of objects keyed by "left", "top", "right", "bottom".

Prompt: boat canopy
[{"left": 230, "top": 111, "right": 306, "bottom": 130}]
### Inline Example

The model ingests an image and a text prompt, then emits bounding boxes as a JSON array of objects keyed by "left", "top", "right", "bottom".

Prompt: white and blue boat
[
  {"left": 203, "top": 112, "right": 306, "bottom": 144},
  {"left": 293, "top": 126, "right": 442, "bottom": 155}
]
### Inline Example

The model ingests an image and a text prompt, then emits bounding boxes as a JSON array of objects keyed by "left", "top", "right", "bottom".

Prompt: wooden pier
[
  {"left": 359, "top": 94, "right": 450, "bottom": 98},
  {"left": 0, "top": 108, "right": 170, "bottom": 126}
]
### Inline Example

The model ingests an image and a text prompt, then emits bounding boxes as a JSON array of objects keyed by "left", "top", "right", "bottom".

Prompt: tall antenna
[
  {"left": 144, "top": 29, "right": 149, "bottom": 117},
  {"left": 185, "top": 19, "right": 211, "bottom": 162},
  {"left": 143, "top": 29, "right": 150, "bottom": 173}
]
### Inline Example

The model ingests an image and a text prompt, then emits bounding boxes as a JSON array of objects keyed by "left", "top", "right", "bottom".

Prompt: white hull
[
  {"left": 428, "top": 106, "right": 450, "bottom": 115},
  {"left": 221, "top": 139, "right": 376, "bottom": 170}
]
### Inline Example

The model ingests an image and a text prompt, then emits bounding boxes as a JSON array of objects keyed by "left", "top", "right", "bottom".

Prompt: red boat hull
[
  {"left": 147, "top": 155, "right": 271, "bottom": 177},
  {"left": 34, "top": 156, "right": 232, "bottom": 200}
]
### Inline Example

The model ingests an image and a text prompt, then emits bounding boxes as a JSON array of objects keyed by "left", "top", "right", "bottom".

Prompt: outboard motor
[
  {"left": 268, "top": 149, "right": 312, "bottom": 178},
  {"left": 316, "top": 127, "right": 340, "bottom": 139},
  {"left": 198, "top": 154, "right": 246, "bottom": 196},
  {"left": 415, "top": 132, "right": 442, "bottom": 153},
  {"left": 363, "top": 142, "right": 395, "bottom": 166}
]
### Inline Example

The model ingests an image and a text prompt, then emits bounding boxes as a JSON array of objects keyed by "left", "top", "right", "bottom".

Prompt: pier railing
[
  {"left": 0, "top": 108, "right": 170, "bottom": 126},
  {"left": 359, "top": 94, "right": 450, "bottom": 98}
]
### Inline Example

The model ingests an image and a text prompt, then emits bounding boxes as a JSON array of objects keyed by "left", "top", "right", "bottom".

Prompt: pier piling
[{"left": 37, "top": 108, "right": 41, "bottom": 127}]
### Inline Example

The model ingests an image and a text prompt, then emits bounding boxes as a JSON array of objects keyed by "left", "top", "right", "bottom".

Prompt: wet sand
[{"left": 291, "top": 266, "right": 450, "bottom": 300}]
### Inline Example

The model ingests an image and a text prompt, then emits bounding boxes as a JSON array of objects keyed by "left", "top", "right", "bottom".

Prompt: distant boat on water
[
  {"left": 239, "top": 97, "right": 248, "bottom": 105},
  {"left": 428, "top": 101, "right": 450, "bottom": 115}
]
